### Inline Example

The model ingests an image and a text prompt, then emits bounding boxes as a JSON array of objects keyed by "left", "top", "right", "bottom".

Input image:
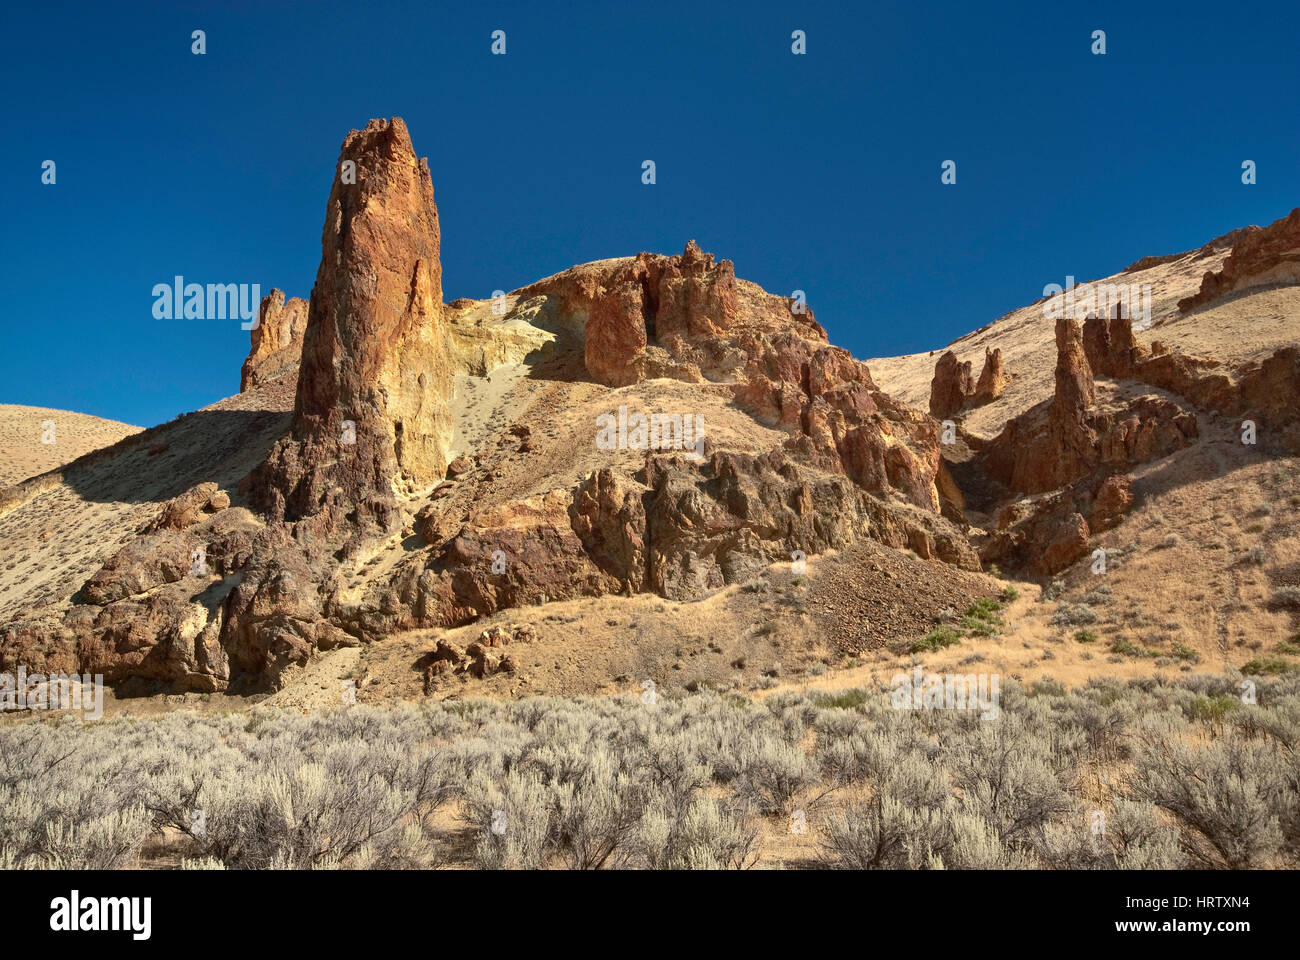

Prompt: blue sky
[{"left": 3, "top": 0, "right": 1297, "bottom": 427}]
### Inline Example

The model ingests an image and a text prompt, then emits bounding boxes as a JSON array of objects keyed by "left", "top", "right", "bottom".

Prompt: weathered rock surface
[
  {"left": 249, "top": 117, "right": 455, "bottom": 541},
  {"left": 981, "top": 472, "right": 1135, "bottom": 576},
  {"left": 930, "top": 347, "right": 1005, "bottom": 416},
  {"left": 144, "top": 481, "right": 229, "bottom": 533},
  {"left": 1180, "top": 207, "right": 1300, "bottom": 312},
  {"left": 241, "top": 289, "right": 309, "bottom": 391},
  {"left": 971, "top": 347, "right": 1007, "bottom": 405},
  {"left": 81, "top": 530, "right": 202, "bottom": 605},
  {"left": 1082, "top": 309, "right": 1144, "bottom": 378},
  {"left": 929, "top": 350, "right": 975, "bottom": 418},
  {"left": 977, "top": 318, "right": 1197, "bottom": 497}
]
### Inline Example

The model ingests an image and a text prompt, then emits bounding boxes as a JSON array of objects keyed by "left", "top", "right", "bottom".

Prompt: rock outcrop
[
  {"left": 144, "top": 481, "right": 230, "bottom": 533},
  {"left": 930, "top": 347, "right": 1006, "bottom": 416},
  {"left": 978, "top": 318, "right": 1197, "bottom": 498},
  {"left": 249, "top": 117, "right": 455, "bottom": 541},
  {"left": 981, "top": 472, "right": 1135, "bottom": 576},
  {"left": 971, "top": 347, "right": 1007, "bottom": 405},
  {"left": 1179, "top": 207, "right": 1300, "bottom": 312},
  {"left": 520, "top": 241, "right": 948, "bottom": 514},
  {"left": 1082, "top": 308, "right": 1144, "bottom": 378},
  {"left": 240, "top": 290, "right": 309, "bottom": 391},
  {"left": 336, "top": 442, "right": 980, "bottom": 639},
  {"left": 929, "top": 351, "right": 974, "bottom": 418}
]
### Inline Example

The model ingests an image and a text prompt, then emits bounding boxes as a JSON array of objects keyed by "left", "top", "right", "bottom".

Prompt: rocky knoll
[
  {"left": 1179, "top": 207, "right": 1300, "bottom": 312},
  {"left": 523, "top": 243, "right": 951, "bottom": 513},
  {"left": 0, "top": 117, "right": 981, "bottom": 692}
]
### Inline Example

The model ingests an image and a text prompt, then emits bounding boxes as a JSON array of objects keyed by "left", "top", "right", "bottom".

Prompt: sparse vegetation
[
  {"left": 1241, "top": 656, "right": 1297, "bottom": 677},
  {"left": 1052, "top": 603, "right": 1098, "bottom": 627},
  {"left": 912, "top": 626, "right": 962, "bottom": 653},
  {"left": 1039, "top": 581, "right": 1065, "bottom": 603},
  {"left": 1110, "top": 638, "right": 1161, "bottom": 658},
  {"left": 1271, "top": 586, "right": 1300, "bottom": 609}
]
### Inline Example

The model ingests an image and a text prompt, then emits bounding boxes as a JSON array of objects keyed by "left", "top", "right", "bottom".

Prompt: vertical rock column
[{"left": 251, "top": 117, "right": 454, "bottom": 539}]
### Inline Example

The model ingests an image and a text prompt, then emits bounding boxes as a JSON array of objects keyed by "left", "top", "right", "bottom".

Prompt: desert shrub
[
  {"left": 1082, "top": 584, "right": 1112, "bottom": 605},
  {"left": 3, "top": 675, "right": 1299, "bottom": 870},
  {"left": 1111, "top": 638, "right": 1156, "bottom": 658},
  {"left": 463, "top": 768, "right": 552, "bottom": 870},
  {"left": 810, "top": 688, "right": 872, "bottom": 710},
  {"left": 1074, "top": 629, "right": 1098, "bottom": 643},
  {"left": 913, "top": 627, "right": 961, "bottom": 653},
  {"left": 1052, "top": 603, "right": 1097, "bottom": 626},
  {"left": 1271, "top": 586, "right": 1300, "bottom": 608},
  {"left": 732, "top": 737, "right": 819, "bottom": 814},
  {"left": 822, "top": 793, "right": 954, "bottom": 869},
  {"left": 966, "top": 597, "right": 1003, "bottom": 621},
  {"left": 1132, "top": 728, "right": 1287, "bottom": 868},
  {"left": 548, "top": 748, "right": 643, "bottom": 869},
  {"left": 1242, "top": 656, "right": 1297, "bottom": 676},
  {"left": 1041, "top": 799, "right": 1185, "bottom": 870},
  {"left": 944, "top": 713, "right": 1073, "bottom": 853},
  {"left": 639, "top": 793, "right": 757, "bottom": 869}
]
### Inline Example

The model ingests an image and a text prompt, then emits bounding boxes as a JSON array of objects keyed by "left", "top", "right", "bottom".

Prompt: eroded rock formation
[
  {"left": 929, "top": 351, "right": 974, "bottom": 418},
  {"left": 929, "top": 347, "right": 1005, "bottom": 417},
  {"left": 241, "top": 290, "right": 309, "bottom": 391},
  {"left": 971, "top": 347, "right": 1007, "bottom": 405},
  {"left": 13, "top": 117, "right": 1297, "bottom": 694},
  {"left": 250, "top": 117, "right": 455, "bottom": 540},
  {"left": 1180, "top": 207, "right": 1300, "bottom": 312}
]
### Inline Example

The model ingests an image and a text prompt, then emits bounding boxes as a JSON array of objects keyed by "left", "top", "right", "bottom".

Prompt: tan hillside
[{"left": 0, "top": 404, "right": 140, "bottom": 486}]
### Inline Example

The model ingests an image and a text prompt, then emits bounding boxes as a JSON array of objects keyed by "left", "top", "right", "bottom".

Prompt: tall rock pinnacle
[{"left": 251, "top": 117, "right": 454, "bottom": 537}]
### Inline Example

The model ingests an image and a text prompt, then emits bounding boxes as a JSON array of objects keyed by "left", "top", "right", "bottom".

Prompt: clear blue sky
[{"left": 3, "top": 0, "right": 1297, "bottom": 428}]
